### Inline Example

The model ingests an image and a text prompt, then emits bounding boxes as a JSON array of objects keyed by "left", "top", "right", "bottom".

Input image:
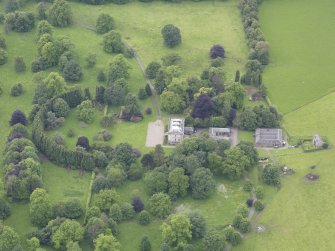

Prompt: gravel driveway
[{"left": 145, "top": 120, "right": 164, "bottom": 147}]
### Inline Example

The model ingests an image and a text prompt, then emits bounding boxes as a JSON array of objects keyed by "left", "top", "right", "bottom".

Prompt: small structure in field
[
  {"left": 312, "top": 134, "right": 324, "bottom": 147},
  {"left": 167, "top": 118, "right": 184, "bottom": 144},
  {"left": 209, "top": 127, "right": 231, "bottom": 141},
  {"left": 255, "top": 128, "right": 283, "bottom": 147}
]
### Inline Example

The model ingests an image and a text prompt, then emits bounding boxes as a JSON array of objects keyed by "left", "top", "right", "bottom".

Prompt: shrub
[
  {"left": 107, "top": 167, "right": 126, "bottom": 187},
  {"left": 138, "top": 88, "right": 148, "bottom": 100},
  {"left": 96, "top": 13, "right": 114, "bottom": 34},
  {"left": 209, "top": 44, "right": 225, "bottom": 59},
  {"left": 48, "top": 0, "right": 72, "bottom": 27},
  {"left": 262, "top": 165, "right": 281, "bottom": 187},
  {"left": 120, "top": 203, "right": 135, "bottom": 220},
  {"left": 5, "top": 11, "right": 35, "bottom": 32},
  {"left": 149, "top": 192, "right": 171, "bottom": 219},
  {"left": 161, "top": 24, "right": 181, "bottom": 48},
  {"left": 14, "top": 56, "right": 26, "bottom": 72},
  {"left": 255, "top": 186, "right": 264, "bottom": 199},
  {"left": 10, "top": 109, "right": 27, "bottom": 126},
  {"left": 94, "top": 130, "right": 112, "bottom": 141},
  {"left": 10, "top": 83, "right": 23, "bottom": 96},
  {"left": 0, "top": 198, "right": 11, "bottom": 219},
  {"left": 131, "top": 196, "right": 144, "bottom": 213},
  {"left": 145, "top": 84, "right": 152, "bottom": 96},
  {"left": 76, "top": 100, "right": 95, "bottom": 123},
  {"left": 138, "top": 210, "right": 150, "bottom": 225},
  {"left": 246, "top": 198, "right": 253, "bottom": 207},
  {"left": 76, "top": 136, "right": 90, "bottom": 150},
  {"left": 254, "top": 200, "right": 265, "bottom": 212},
  {"left": 52, "top": 98, "right": 70, "bottom": 118},
  {"left": 211, "top": 57, "right": 224, "bottom": 67},
  {"left": 103, "top": 31, "right": 124, "bottom": 54},
  {"left": 140, "top": 236, "right": 151, "bottom": 251},
  {"left": 52, "top": 132, "right": 66, "bottom": 146},
  {"left": 236, "top": 204, "right": 249, "bottom": 218},
  {"left": 67, "top": 129, "right": 75, "bottom": 137},
  {"left": 97, "top": 70, "right": 106, "bottom": 82},
  {"left": 64, "top": 198, "right": 83, "bottom": 219},
  {"left": 109, "top": 203, "right": 122, "bottom": 222},
  {"left": 161, "top": 53, "right": 181, "bottom": 66},
  {"left": 145, "top": 107, "right": 152, "bottom": 115},
  {"left": 243, "top": 181, "right": 253, "bottom": 192},
  {"left": 145, "top": 61, "right": 161, "bottom": 79},
  {"left": 85, "top": 53, "right": 96, "bottom": 68},
  {"left": 100, "top": 115, "right": 114, "bottom": 128},
  {"left": 63, "top": 60, "right": 83, "bottom": 82}
]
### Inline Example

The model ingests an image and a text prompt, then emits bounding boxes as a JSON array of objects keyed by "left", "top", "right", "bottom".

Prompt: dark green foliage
[
  {"left": 76, "top": 100, "right": 95, "bottom": 123},
  {"left": 0, "top": 223, "right": 21, "bottom": 251},
  {"left": 190, "top": 168, "right": 215, "bottom": 199},
  {"left": 188, "top": 212, "right": 206, "bottom": 239},
  {"left": 243, "top": 181, "right": 253, "bottom": 192},
  {"left": 48, "top": 0, "right": 72, "bottom": 27},
  {"left": 0, "top": 48, "right": 8, "bottom": 65},
  {"left": 64, "top": 198, "right": 83, "bottom": 219},
  {"left": 95, "top": 86, "right": 105, "bottom": 103},
  {"left": 254, "top": 200, "right": 265, "bottom": 212},
  {"left": 238, "top": 141, "right": 259, "bottom": 167},
  {"left": 100, "top": 114, "right": 115, "bottom": 128},
  {"left": 10, "top": 83, "right": 23, "bottom": 96},
  {"left": 97, "top": 70, "right": 106, "bottom": 82},
  {"left": 191, "top": 94, "right": 215, "bottom": 119},
  {"left": 144, "top": 171, "right": 168, "bottom": 195},
  {"left": 120, "top": 202, "right": 135, "bottom": 220},
  {"left": 138, "top": 210, "right": 150, "bottom": 225},
  {"left": 138, "top": 88, "right": 148, "bottom": 100},
  {"left": 0, "top": 34, "right": 6, "bottom": 49},
  {"left": 204, "top": 228, "right": 226, "bottom": 251},
  {"left": 0, "top": 198, "right": 11, "bottom": 219},
  {"left": 5, "top": 11, "right": 35, "bottom": 32},
  {"left": 37, "top": 2, "right": 48, "bottom": 20},
  {"left": 145, "top": 61, "right": 161, "bottom": 79},
  {"left": 149, "top": 192, "right": 171, "bottom": 219},
  {"left": 30, "top": 188, "right": 53, "bottom": 227},
  {"left": 10, "top": 109, "right": 27, "bottom": 126},
  {"left": 161, "top": 24, "right": 182, "bottom": 48},
  {"left": 140, "top": 236, "right": 151, "bottom": 251},
  {"left": 109, "top": 203, "right": 122, "bottom": 222},
  {"left": 103, "top": 31, "right": 124, "bottom": 53},
  {"left": 161, "top": 53, "right": 182, "bottom": 66},
  {"left": 5, "top": 0, "right": 20, "bottom": 13},
  {"left": 145, "top": 83, "right": 152, "bottom": 96},
  {"left": 113, "top": 143, "right": 137, "bottom": 166},
  {"left": 131, "top": 196, "right": 144, "bottom": 213},
  {"left": 96, "top": 13, "right": 114, "bottom": 34},
  {"left": 63, "top": 60, "right": 83, "bottom": 82},
  {"left": 92, "top": 175, "right": 112, "bottom": 193},
  {"left": 262, "top": 164, "right": 281, "bottom": 187},
  {"left": 76, "top": 136, "right": 90, "bottom": 150},
  {"left": 14, "top": 56, "right": 26, "bottom": 72},
  {"left": 52, "top": 98, "right": 70, "bottom": 118},
  {"left": 233, "top": 214, "right": 250, "bottom": 233},
  {"left": 37, "top": 20, "right": 53, "bottom": 37},
  {"left": 239, "top": 107, "right": 258, "bottom": 131},
  {"left": 255, "top": 186, "right": 264, "bottom": 199},
  {"left": 85, "top": 53, "right": 96, "bottom": 68},
  {"left": 209, "top": 44, "right": 225, "bottom": 59},
  {"left": 235, "top": 70, "right": 240, "bottom": 82},
  {"left": 45, "top": 111, "right": 64, "bottom": 130},
  {"left": 85, "top": 217, "right": 106, "bottom": 243}
]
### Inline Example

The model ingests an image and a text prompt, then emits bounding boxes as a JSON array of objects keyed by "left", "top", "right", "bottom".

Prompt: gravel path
[{"left": 145, "top": 120, "right": 164, "bottom": 147}]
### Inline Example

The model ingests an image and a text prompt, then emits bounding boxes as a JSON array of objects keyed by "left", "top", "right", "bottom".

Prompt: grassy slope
[
  {"left": 71, "top": 0, "right": 248, "bottom": 81},
  {"left": 259, "top": 0, "right": 335, "bottom": 114}
]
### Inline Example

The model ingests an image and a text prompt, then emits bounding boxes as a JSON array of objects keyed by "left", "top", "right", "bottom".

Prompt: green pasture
[
  {"left": 259, "top": 0, "right": 335, "bottom": 114},
  {"left": 70, "top": 0, "right": 248, "bottom": 81},
  {"left": 234, "top": 150, "right": 335, "bottom": 251}
]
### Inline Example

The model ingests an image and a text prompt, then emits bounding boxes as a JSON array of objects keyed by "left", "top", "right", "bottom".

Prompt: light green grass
[
  {"left": 235, "top": 150, "right": 335, "bottom": 251},
  {"left": 238, "top": 130, "right": 254, "bottom": 143},
  {"left": 259, "top": 0, "right": 335, "bottom": 114},
  {"left": 70, "top": 0, "right": 248, "bottom": 81}
]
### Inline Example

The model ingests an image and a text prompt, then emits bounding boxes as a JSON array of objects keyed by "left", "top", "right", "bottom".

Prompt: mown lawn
[{"left": 259, "top": 0, "right": 335, "bottom": 114}]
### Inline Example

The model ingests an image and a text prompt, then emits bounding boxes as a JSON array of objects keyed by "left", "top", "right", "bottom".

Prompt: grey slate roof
[{"left": 255, "top": 128, "right": 282, "bottom": 147}]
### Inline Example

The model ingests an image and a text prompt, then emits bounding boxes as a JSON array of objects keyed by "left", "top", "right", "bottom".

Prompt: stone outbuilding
[
  {"left": 255, "top": 128, "right": 283, "bottom": 147},
  {"left": 209, "top": 127, "right": 231, "bottom": 141}
]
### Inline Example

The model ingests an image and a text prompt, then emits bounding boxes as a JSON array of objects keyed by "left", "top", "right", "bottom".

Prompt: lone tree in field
[
  {"left": 48, "top": 0, "right": 72, "bottom": 27},
  {"left": 14, "top": 57, "right": 26, "bottom": 72},
  {"left": 161, "top": 24, "right": 181, "bottom": 48},
  {"left": 96, "top": 13, "right": 115, "bottom": 34},
  {"left": 10, "top": 109, "right": 27, "bottom": 126},
  {"left": 210, "top": 44, "right": 225, "bottom": 59}
]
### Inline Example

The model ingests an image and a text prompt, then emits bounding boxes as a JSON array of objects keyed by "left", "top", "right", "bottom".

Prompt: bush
[
  {"left": 85, "top": 53, "right": 96, "bottom": 68},
  {"left": 94, "top": 130, "right": 112, "bottom": 141},
  {"left": 97, "top": 70, "right": 106, "bottom": 82},
  {"left": 52, "top": 98, "right": 70, "bottom": 118},
  {"left": 236, "top": 204, "right": 249, "bottom": 218},
  {"left": 161, "top": 24, "right": 181, "bottom": 48},
  {"left": 10, "top": 83, "right": 23, "bottom": 96},
  {"left": 140, "top": 236, "right": 151, "bottom": 251},
  {"left": 243, "top": 181, "right": 253, "bottom": 192},
  {"left": 0, "top": 198, "right": 11, "bottom": 219},
  {"left": 132, "top": 196, "right": 144, "bottom": 213},
  {"left": 161, "top": 53, "right": 181, "bottom": 66},
  {"left": 209, "top": 44, "right": 225, "bottom": 59},
  {"left": 120, "top": 203, "right": 135, "bottom": 220},
  {"left": 145, "top": 107, "right": 152, "bottom": 115},
  {"left": 100, "top": 115, "right": 114, "bottom": 128},
  {"left": 109, "top": 203, "right": 122, "bottom": 222},
  {"left": 246, "top": 198, "right": 253, "bottom": 207},
  {"left": 138, "top": 210, "right": 150, "bottom": 225},
  {"left": 76, "top": 136, "right": 90, "bottom": 150},
  {"left": 5, "top": 11, "right": 35, "bottom": 32},
  {"left": 0, "top": 48, "right": 8, "bottom": 65},
  {"left": 255, "top": 186, "right": 264, "bottom": 199},
  {"left": 10, "top": 109, "right": 27, "bottom": 126},
  {"left": 138, "top": 88, "right": 148, "bottom": 100},
  {"left": 145, "top": 61, "right": 161, "bottom": 79},
  {"left": 149, "top": 192, "right": 171, "bottom": 219},
  {"left": 14, "top": 56, "right": 26, "bottom": 72},
  {"left": 76, "top": 100, "right": 95, "bottom": 123},
  {"left": 67, "top": 129, "right": 75, "bottom": 137},
  {"left": 107, "top": 167, "right": 126, "bottom": 187},
  {"left": 262, "top": 165, "right": 281, "bottom": 187},
  {"left": 48, "top": 0, "right": 72, "bottom": 27},
  {"left": 64, "top": 198, "right": 83, "bottom": 219},
  {"left": 96, "top": 13, "right": 114, "bottom": 34},
  {"left": 103, "top": 31, "right": 124, "bottom": 54},
  {"left": 254, "top": 200, "right": 265, "bottom": 212},
  {"left": 63, "top": 60, "right": 83, "bottom": 82}
]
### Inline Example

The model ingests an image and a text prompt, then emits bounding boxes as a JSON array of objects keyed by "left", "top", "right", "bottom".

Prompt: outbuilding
[{"left": 255, "top": 128, "right": 283, "bottom": 147}]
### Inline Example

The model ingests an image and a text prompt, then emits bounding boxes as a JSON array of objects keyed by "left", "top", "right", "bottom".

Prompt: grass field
[{"left": 259, "top": 0, "right": 335, "bottom": 114}]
